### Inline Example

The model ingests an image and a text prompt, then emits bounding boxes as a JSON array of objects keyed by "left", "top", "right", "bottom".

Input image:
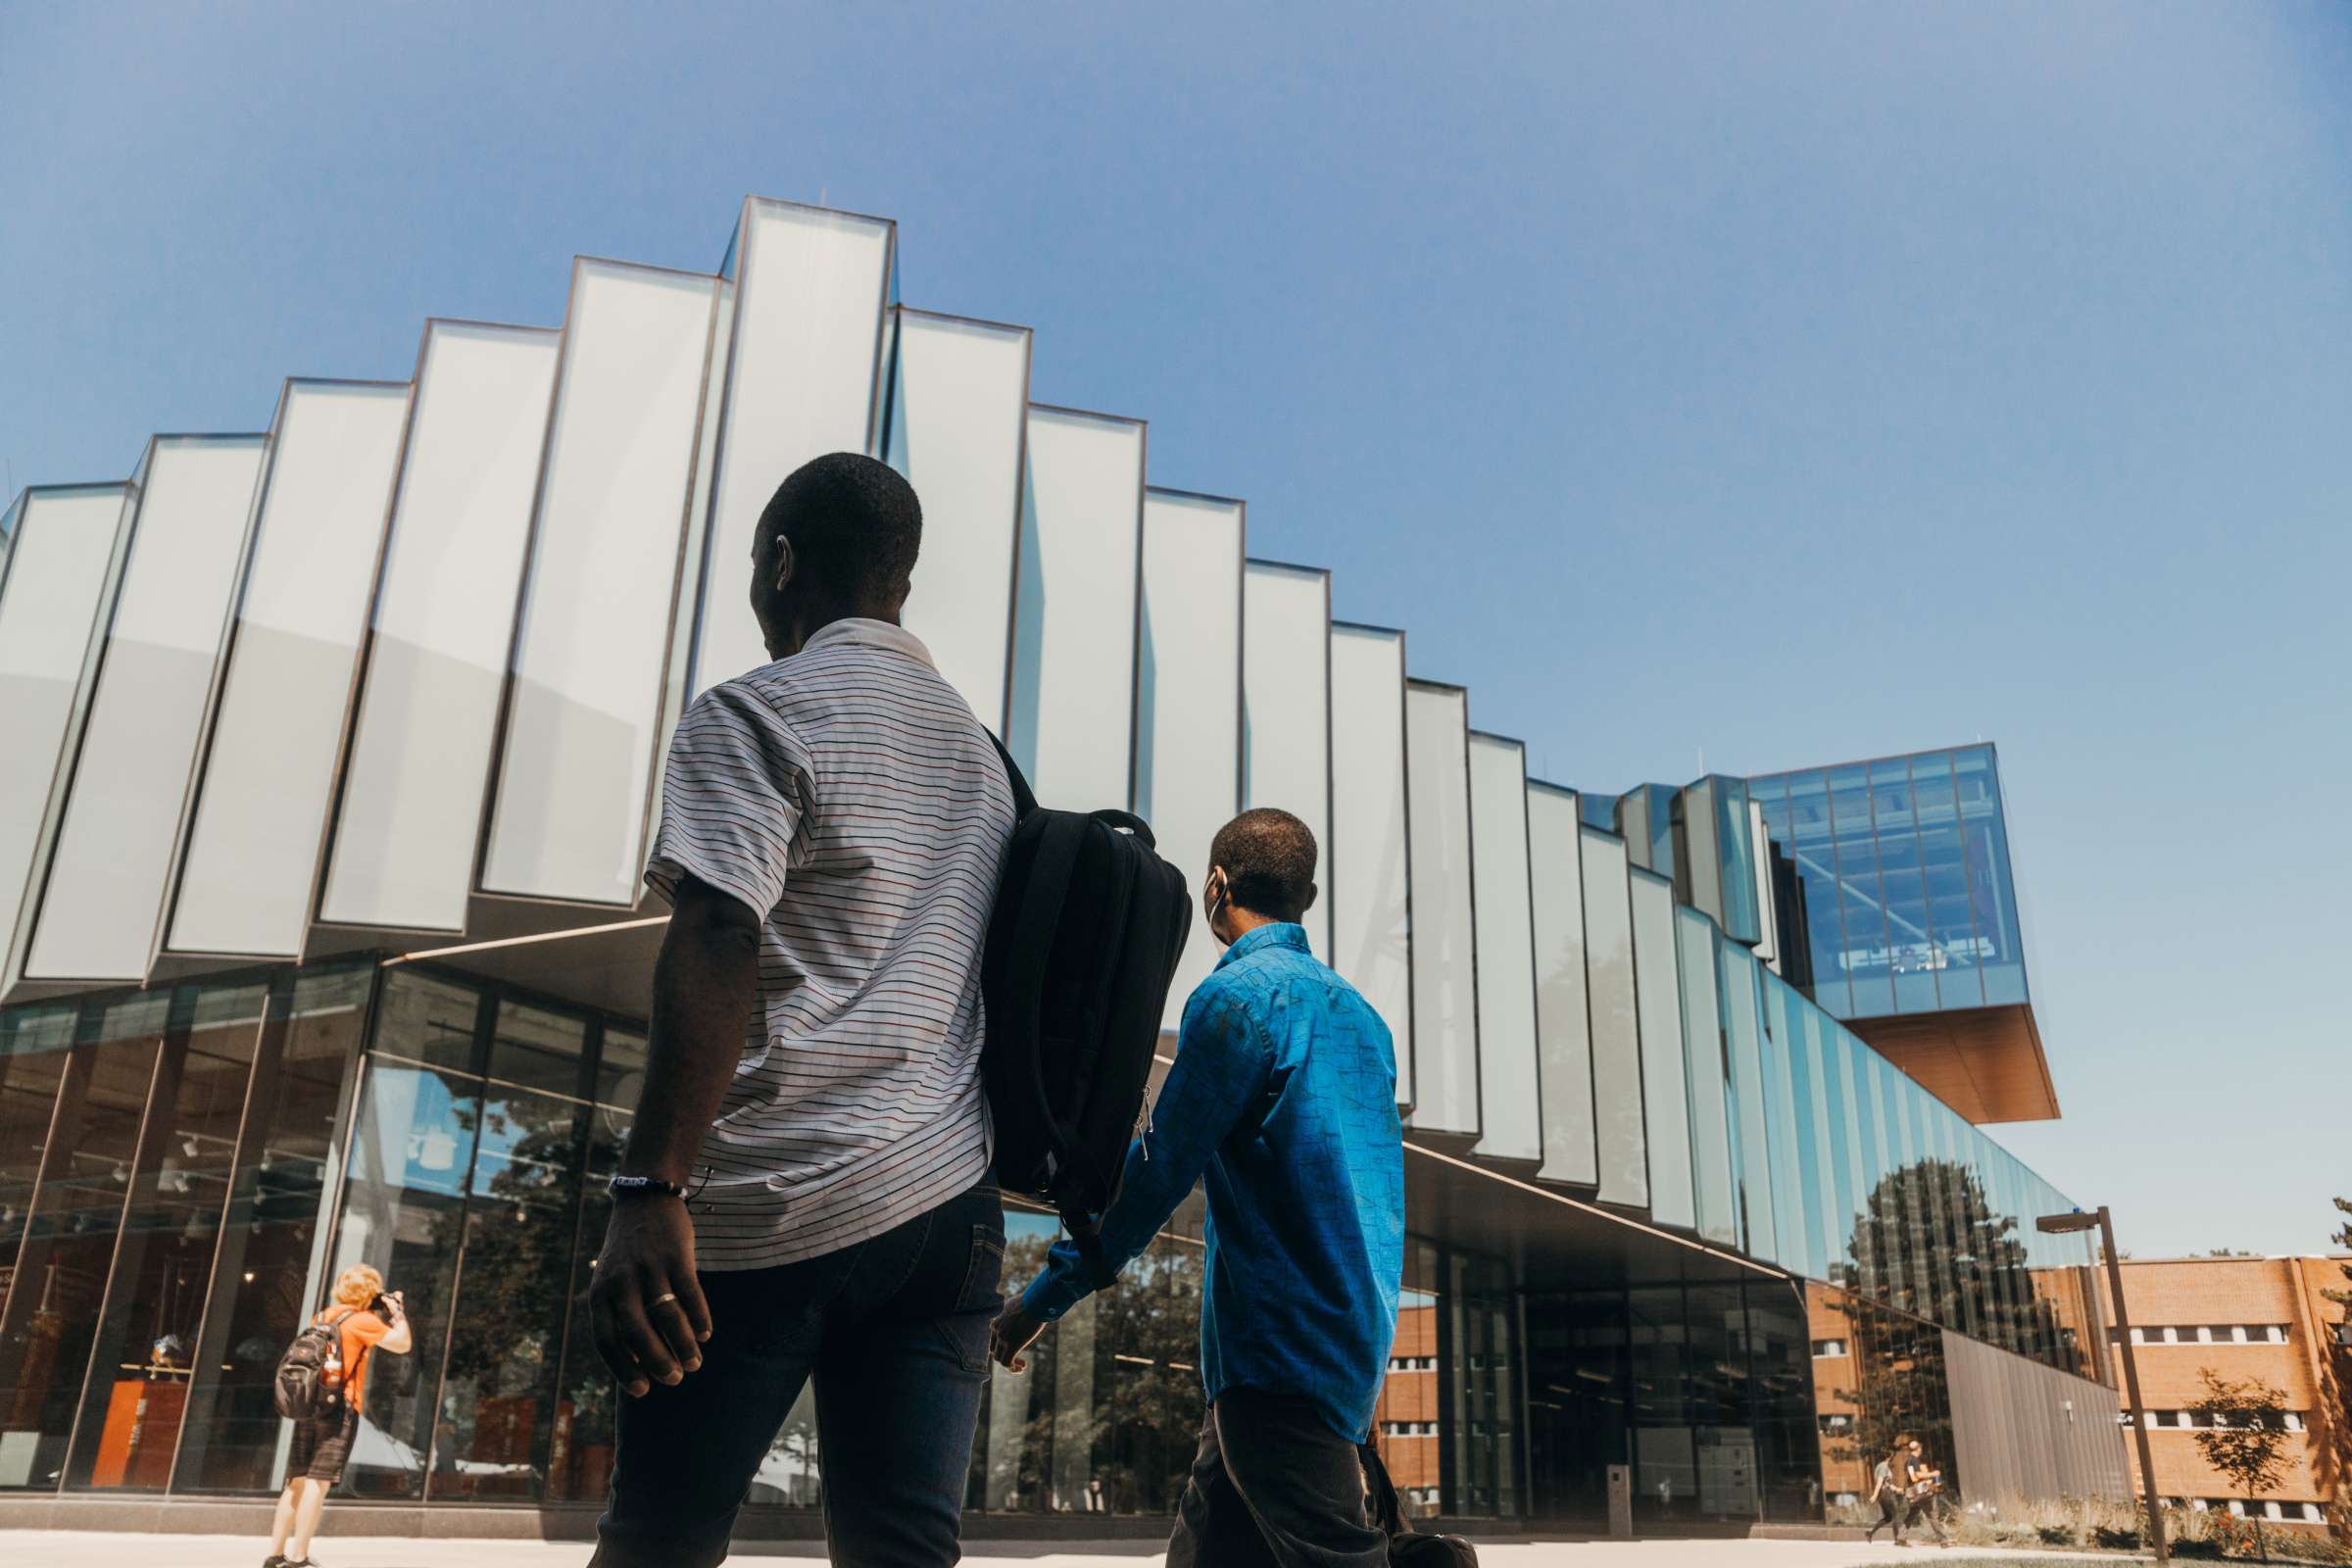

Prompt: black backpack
[
  {"left": 980, "top": 734, "right": 1191, "bottom": 1286},
  {"left": 1361, "top": 1443, "right": 1480, "bottom": 1565},
  {"left": 273, "top": 1308, "right": 357, "bottom": 1420}
]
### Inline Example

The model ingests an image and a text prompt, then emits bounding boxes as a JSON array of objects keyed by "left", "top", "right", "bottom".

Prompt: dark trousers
[
  {"left": 1868, "top": 1491, "right": 1905, "bottom": 1539},
  {"left": 1164, "top": 1388, "right": 1388, "bottom": 1568},
  {"left": 591, "top": 1176, "right": 1004, "bottom": 1568}
]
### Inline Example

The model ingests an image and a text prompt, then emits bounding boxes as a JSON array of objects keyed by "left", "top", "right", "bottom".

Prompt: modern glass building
[
  {"left": 0, "top": 194, "right": 2127, "bottom": 1539},
  {"left": 1750, "top": 747, "right": 2056, "bottom": 1124}
]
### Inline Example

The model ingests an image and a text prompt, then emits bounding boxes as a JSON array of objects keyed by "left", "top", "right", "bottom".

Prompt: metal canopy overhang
[{"left": 1847, "top": 1001, "right": 2057, "bottom": 1124}]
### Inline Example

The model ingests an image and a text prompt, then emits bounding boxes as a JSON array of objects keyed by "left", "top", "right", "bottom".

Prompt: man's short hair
[
  {"left": 760, "top": 452, "right": 922, "bottom": 606},
  {"left": 1209, "top": 808, "right": 1318, "bottom": 922},
  {"left": 332, "top": 1263, "right": 384, "bottom": 1308}
]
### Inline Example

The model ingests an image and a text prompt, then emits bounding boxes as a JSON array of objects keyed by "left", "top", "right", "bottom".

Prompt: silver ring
[{"left": 651, "top": 1292, "right": 679, "bottom": 1308}]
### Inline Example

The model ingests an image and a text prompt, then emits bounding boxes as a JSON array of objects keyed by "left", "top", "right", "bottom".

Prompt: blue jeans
[{"left": 590, "top": 1175, "right": 1005, "bottom": 1568}]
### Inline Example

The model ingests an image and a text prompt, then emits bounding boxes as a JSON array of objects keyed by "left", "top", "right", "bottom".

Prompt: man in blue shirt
[{"left": 991, "top": 808, "right": 1405, "bottom": 1567}]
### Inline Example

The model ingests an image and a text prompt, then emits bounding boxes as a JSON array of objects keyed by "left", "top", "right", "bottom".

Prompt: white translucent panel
[
  {"left": 167, "top": 382, "right": 412, "bottom": 956},
  {"left": 1531, "top": 793, "right": 1600, "bottom": 1186},
  {"left": 1720, "top": 943, "right": 1777, "bottom": 1260},
  {"left": 1328, "top": 625, "right": 1412, "bottom": 1099},
  {"left": 689, "top": 201, "right": 894, "bottom": 695},
  {"left": 1243, "top": 562, "right": 1333, "bottom": 958},
  {"left": 1137, "top": 490, "right": 1242, "bottom": 1030},
  {"left": 320, "top": 321, "right": 562, "bottom": 932},
  {"left": 1466, "top": 733, "right": 1539, "bottom": 1162},
  {"left": 1403, "top": 682, "right": 1477, "bottom": 1135},
  {"left": 888, "top": 310, "right": 1030, "bottom": 729},
  {"left": 480, "top": 262, "right": 719, "bottom": 906},
  {"left": 25, "top": 438, "right": 266, "bottom": 980},
  {"left": 1676, "top": 906, "right": 1738, "bottom": 1247},
  {"left": 1006, "top": 407, "right": 1144, "bottom": 809},
  {"left": 1627, "top": 865, "right": 1691, "bottom": 1227},
  {"left": 0, "top": 486, "right": 131, "bottom": 975},
  {"left": 639, "top": 278, "right": 737, "bottom": 909}
]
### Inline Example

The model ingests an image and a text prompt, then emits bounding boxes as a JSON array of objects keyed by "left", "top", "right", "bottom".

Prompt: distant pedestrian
[
  {"left": 264, "top": 1265, "right": 412, "bottom": 1568},
  {"left": 1904, "top": 1439, "right": 1952, "bottom": 1546},
  {"left": 1864, "top": 1436, "right": 1907, "bottom": 1545}
]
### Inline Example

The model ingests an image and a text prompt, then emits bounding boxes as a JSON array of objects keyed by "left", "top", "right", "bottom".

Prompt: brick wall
[{"left": 2100, "top": 1256, "right": 2350, "bottom": 1531}]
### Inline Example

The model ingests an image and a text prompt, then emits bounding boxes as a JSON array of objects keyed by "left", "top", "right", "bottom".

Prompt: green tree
[
  {"left": 1843, "top": 1157, "right": 2076, "bottom": 1374},
  {"left": 2188, "top": 1368, "right": 2293, "bottom": 1563}
]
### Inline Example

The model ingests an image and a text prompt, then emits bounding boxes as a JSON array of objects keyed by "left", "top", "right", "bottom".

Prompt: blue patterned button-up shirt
[{"left": 1018, "top": 921, "right": 1406, "bottom": 1441}]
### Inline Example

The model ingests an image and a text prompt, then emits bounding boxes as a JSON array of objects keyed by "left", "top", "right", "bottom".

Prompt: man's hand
[
  {"left": 381, "top": 1289, "right": 405, "bottom": 1321},
  {"left": 990, "top": 1299, "right": 1048, "bottom": 1372},
  {"left": 590, "top": 1196, "right": 712, "bottom": 1396}
]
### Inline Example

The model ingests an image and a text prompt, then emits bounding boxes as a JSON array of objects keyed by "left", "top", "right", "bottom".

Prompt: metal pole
[{"left": 2099, "top": 1205, "right": 2168, "bottom": 1562}]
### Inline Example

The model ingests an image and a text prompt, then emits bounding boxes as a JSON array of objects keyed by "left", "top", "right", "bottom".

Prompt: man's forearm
[{"left": 618, "top": 898, "right": 760, "bottom": 1185}]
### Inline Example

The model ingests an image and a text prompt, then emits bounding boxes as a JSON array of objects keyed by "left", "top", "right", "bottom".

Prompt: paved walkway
[{"left": 0, "top": 1530, "right": 2138, "bottom": 1566}]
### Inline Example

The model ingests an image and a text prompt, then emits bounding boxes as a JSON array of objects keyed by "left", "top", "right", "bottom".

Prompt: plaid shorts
[{"left": 287, "top": 1400, "right": 360, "bottom": 1484}]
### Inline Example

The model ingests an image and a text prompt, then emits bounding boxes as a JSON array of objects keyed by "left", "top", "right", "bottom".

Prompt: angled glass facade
[
  {"left": 0, "top": 192, "right": 2116, "bottom": 1540},
  {"left": 1752, "top": 745, "right": 2030, "bottom": 1023}
]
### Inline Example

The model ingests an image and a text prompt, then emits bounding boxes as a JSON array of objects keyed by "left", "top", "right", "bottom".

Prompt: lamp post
[{"left": 2039, "top": 1205, "right": 2167, "bottom": 1563}]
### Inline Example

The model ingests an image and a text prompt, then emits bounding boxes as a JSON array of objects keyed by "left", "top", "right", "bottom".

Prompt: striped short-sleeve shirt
[{"left": 644, "top": 617, "right": 1014, "bottom": 1269}]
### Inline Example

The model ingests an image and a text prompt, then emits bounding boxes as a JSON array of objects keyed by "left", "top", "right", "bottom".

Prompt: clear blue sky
[{"left": 4, "top": 3, "right": 2346, "bottom": 1256}]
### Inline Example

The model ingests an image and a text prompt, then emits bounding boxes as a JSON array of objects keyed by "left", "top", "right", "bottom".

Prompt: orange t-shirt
[{"left": 317, "top": 1308, "right": 391, "bottom": 1411}]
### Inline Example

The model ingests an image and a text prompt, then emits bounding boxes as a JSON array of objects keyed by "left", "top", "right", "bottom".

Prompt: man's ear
[
  {"left": 771, "top": 534, "right": 795, "bottom": 594},
  {"left": 1300, "top": 881, "right": 1319, "bottom": 914}
]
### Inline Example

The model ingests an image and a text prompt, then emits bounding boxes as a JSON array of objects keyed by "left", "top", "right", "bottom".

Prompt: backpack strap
[
  {"left": 1358, "top": 1441, "right": 1410, "bottom": 1538},
  {"left": 984, "top": 728, "right": 1037, "bottom": 820}
]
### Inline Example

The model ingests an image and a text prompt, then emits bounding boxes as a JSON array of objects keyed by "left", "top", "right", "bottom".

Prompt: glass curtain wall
[
  {"left": 1752, "top": 747, "right": 2030, "bottom": 1020},
  {"left": 0, "top": 963, "right": 372, "bottom": 1495},
  {"left": 1524, "top": 1278, "right": 1819, "bottom": 1526}
]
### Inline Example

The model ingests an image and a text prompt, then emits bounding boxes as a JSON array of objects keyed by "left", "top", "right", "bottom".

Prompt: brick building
[{"left": 2102, "top": 1255, "right": 2351, "bottom": 1534}]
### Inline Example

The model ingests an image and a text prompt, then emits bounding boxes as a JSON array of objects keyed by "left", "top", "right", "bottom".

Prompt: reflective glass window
[
  {"left": 330, "top": 974, "right": 491, "bottom": 1497},
  {"left": 65, "top": 981, "right": 269, "bottom": 1491},
  {"left": 1446, "top": 1250, "right": 1518, "bottom": 1518},
  {"left": 1674, "top": 909, "right": 1736, "bottom": 1248},
  {"left": 1760, "top": 981, "right": 1811, "bottom": 1280},
  {"left": 1908, "top": 752, "right": 1984, "bottom": 1008},
  {"left": 1626, "top": 865, "right": 1690, "bottom": 1226},
  {"left": 1827, "top": 764, "right": 1893, "bottom": 1015},
  {"left": 430, "top": 1049, "right": 587, "bottom": 1500},
  {"left": 1714, "top": 777, "right": 1761, "bottom": 945},
  {"left": 1776, "top": 770, "right": 1851, "bottom": 1017},
  {"left": 0, "top": 1003, "right": 79, "bottom": 1282},
  {"left": 1868, "top": 757, "right": 1939, "bottom": 1014},
  {"left": 0, "top": 993, "right": 168, "bottom": 1490},
  {"left": 1718, "top": 945, "right": 1775, "bottom": 1262},
  {"left": 172, "top": 966, "right": 370, "bottom": 1493},
  {"left": 1952, "top": 747, "right": 2029, "bottom": 1005}
]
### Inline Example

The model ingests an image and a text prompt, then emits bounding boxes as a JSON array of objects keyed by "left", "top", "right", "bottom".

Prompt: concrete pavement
[{"left": 0, "top": 1530, "right": 2142, "bottom": 1566}]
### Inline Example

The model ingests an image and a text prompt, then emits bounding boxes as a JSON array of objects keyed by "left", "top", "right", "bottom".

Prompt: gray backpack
[{"left": 272, "top": 1308, "right": 356, "bottom": 1420}]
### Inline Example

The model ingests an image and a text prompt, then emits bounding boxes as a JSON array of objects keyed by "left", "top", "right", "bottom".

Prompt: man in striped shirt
[{"left": 589, "top": 453, "right": 1016, "bottom": 1568}]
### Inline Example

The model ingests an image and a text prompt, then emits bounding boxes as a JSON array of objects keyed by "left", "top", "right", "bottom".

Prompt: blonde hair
[{"left": 331, "top": 1264, "right": 385, "bottom": 1308}]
